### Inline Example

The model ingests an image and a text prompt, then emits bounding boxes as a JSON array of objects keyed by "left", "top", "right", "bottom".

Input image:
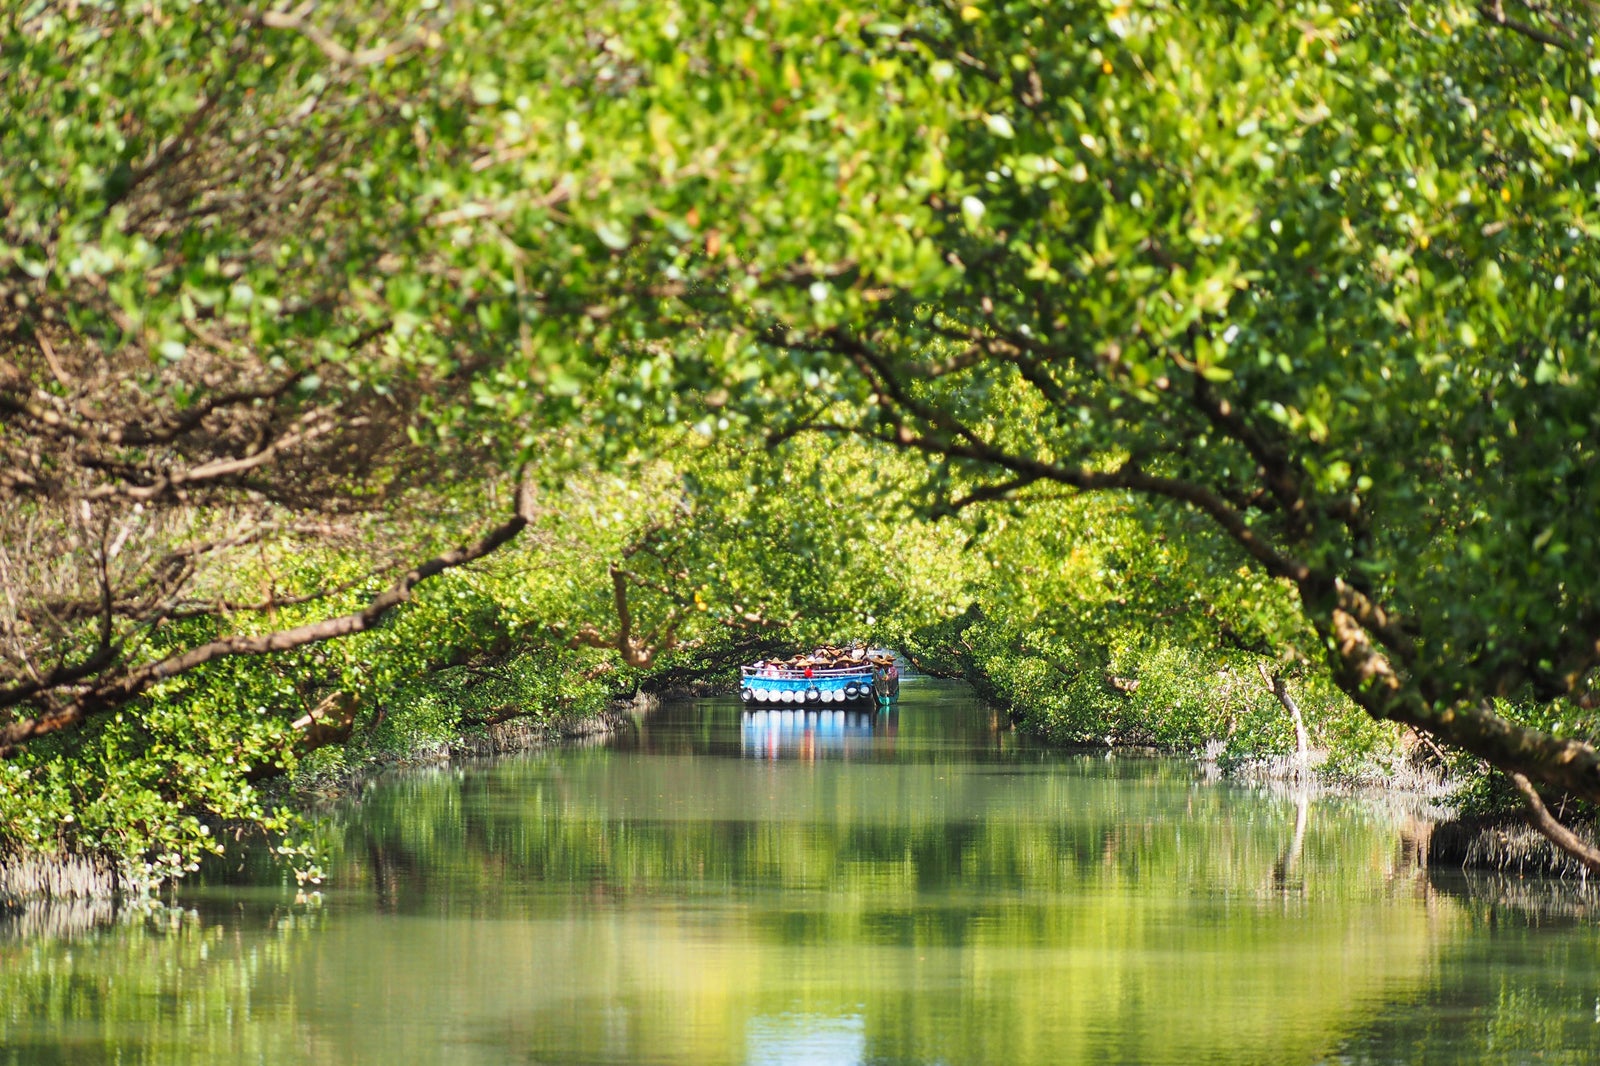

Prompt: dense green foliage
[
  {"left": 469, "top": 0, "right": 1600, "bottom": 826},
  {"left": 902, "top": 495, "right": 1395, "bottom": 768},
  {"left": 6, "top": 0, "right": 1600, "bottom": 882}
]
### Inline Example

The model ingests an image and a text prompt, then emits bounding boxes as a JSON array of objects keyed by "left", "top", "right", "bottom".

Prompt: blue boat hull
[{"left": 738, "top": 665, "right": 897, "bottom": 706}]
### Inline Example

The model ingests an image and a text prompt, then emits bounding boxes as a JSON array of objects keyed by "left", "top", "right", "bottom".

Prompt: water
[{"left": 4, "top": 677, "right": 1600, "bottom": 1064}]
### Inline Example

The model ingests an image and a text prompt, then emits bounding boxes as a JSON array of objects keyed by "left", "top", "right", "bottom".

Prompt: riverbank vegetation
[{"left": 6, "top": 0, "right": 1600, "bottom": 890}]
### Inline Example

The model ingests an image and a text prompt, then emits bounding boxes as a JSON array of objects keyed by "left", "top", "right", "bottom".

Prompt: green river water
[{"left": 4, "top": 676, "right": 1600, "bottom": 1064}]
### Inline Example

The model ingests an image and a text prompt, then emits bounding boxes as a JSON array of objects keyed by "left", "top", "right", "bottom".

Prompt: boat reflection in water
[{"left": 740, "top": 706, "right": 896, "bottom": 760}]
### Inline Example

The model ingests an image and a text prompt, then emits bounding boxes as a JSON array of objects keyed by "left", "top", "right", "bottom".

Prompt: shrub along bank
[
  {"left": 897, "top": 488, "right": 1590, "bottom": 875},
  {"left": 901, "top": 492, "right": 1402, "bottom": 772}
]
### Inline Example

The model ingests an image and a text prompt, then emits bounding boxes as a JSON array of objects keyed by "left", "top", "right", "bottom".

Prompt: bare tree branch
[
  {"left": 945, "top": 474, "right": 1043, "bottom": 512},
  {"left": 0, "top": 479, "right": 535, "bottom": 757},
  {"left": 259, "top": 5, "right": 426, "bottom": 68}
]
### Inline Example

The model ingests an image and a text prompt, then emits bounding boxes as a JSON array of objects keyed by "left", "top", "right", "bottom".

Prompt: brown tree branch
[
  {"left": 114, "top": 369, "right": 323, "bottom": 447},
  {"left": 1478, "top": 0, "right": 1589, "bottom": 51},
  {"left": 0, "top": 479, "right": 534, "bottom": 757},
  {"left": 1510, "top": 771, "right": 1600, "bottom": 873},
  {"left": 565, "top": 564, "right": 680, "bottom": 669},
  {"left": 35, "top": 331, "right": 73, "bottom": 386},
  {"left": 1324, "top": 612, "right": 1600, "bottom": 836},
  {"left": 945, "top": 474, "right": 1043, "bottom": 512},
  {"left": 10, "top": 525, "right": 341, "bottom": 629},
  {"left": 161, "top": 564, "right": 400, "bottom": 621},
  {"left": 259, "top": 5, "right": 425, "bottom": 68},
  {"left": 1189, "top": 374, "right": 1306, "bottom": 525},
  {"left": 83, "top": 412, "right": 340, "bottom": 501}
]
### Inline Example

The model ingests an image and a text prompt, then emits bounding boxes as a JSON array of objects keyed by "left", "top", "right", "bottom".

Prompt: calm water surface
[{"left": 4, "top": 677, "right": 1600, "bottom": 1064}]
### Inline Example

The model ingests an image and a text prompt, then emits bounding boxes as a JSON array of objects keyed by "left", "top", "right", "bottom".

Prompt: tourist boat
[{"left": 739, "top": 647, "right": 900, "bottom": 706}]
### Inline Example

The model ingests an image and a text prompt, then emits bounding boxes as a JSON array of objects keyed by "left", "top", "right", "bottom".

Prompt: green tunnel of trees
[{"left": 5, "top": 0, "right": 1600, "bottom": 882}]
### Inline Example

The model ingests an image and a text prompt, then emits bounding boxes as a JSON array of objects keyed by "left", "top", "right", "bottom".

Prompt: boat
[{"left": 739, "top": 645, "right": 900, "bottom": 706}]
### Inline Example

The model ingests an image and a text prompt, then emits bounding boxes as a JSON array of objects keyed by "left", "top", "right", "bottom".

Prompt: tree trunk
[{"left": 1257, "top": 662, "right": 1309, "bottom": 766}]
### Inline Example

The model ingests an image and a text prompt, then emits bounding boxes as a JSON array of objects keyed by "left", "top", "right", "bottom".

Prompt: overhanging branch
[
  {"left": 0, "top": 478, "right": 535, "bottom": 757},
  {"left": 1511, "top": 770, "right": 1600, "bottom": 873}
]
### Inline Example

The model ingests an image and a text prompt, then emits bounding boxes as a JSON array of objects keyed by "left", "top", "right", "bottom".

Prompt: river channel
[{"left": 4, "top": 676, "right": 1600, "bottom": 1064}]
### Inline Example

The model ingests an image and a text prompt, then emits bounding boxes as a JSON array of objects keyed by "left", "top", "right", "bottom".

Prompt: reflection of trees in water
[
  {"left": 1328, "top": 876, "right": 1600, "bottom": 1063},
  {"left": 8, "top": 758, "right": 1600, "bottom": 1065},
  {"left": 1271, "top": 790, "right": 1310, "bottom": 895},
  {"left": 0, "top": 895, "right": 121, "bottom": 941},
  {"left": 1429, "top": 867, "right": 1600, "bottom": 923},
  {"left": 1397, "top": 815, "right": 1433, "bottom": 872},
  {"left": 10, "top": 682, "right": 1600, "bottom": 1066},
  {"left": 315, "top": 754, "right": 1448, "bottom": 946},
  {"left": 367, "top": 839, "right": 419, "bottom": 914},
  {"left": 0, "top": 902, "right": 330, "bottom": 1063}
]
